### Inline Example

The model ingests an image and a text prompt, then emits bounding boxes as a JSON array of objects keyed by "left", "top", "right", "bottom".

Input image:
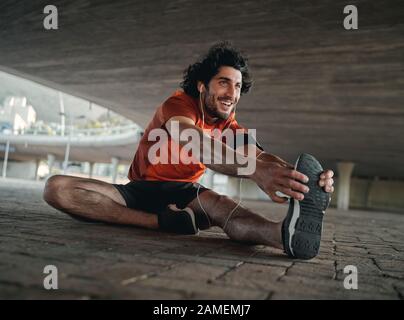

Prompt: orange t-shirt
[{"left": 128, "top": 90, "right": 246, "bottom": 182}]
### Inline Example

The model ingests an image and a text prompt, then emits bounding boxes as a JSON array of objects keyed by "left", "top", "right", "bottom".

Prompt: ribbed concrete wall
[
  {"left": 223, "top": 176, "right": 404, "bottom": 213},
  {"left": 330, "top": 178, "right": 404, "bottom": 212}
]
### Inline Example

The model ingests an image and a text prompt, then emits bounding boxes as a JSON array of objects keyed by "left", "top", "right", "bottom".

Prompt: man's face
[{"left": 201, "top": 66, "right": 242, "bottom": 121}]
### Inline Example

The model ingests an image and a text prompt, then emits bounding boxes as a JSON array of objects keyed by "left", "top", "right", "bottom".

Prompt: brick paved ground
[{"left": 0, "top": 178, "right": 403, "bottom": 299}]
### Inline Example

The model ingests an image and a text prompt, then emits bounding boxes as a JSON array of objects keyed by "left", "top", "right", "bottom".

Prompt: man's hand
[
  {"left": 319, "top": 170, "right": 334, "bottom": 193},
  {"left": 252, "top": 159, "right": 335, "bottom": 203},
  {"left": 252, "top": 160, "right": 310, "bottom": 203}
]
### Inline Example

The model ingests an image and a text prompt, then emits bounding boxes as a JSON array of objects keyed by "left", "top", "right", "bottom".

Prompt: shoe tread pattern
[{"left": 292, "top": 153, "right": 330, "bottom": 259}]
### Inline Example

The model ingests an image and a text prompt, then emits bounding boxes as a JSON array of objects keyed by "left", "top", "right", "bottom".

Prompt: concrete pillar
[
  {"left": 35, "top": 159, "right": 40, "bottom": 181},
  {"left": 1, "top": 140, "right": 10, "bottom": 178},
  {"left": 89, "top": 162, "right": 95, "bottom": 179},
  {"left": 47, "top": 154, "right": 56, "bottom": 177},
  {"left": 111, "top": 157, "right": 119, "bottom": 183},
  {"left": 63, "top": 141, "right": 71, "bottom": 174},
  {"left": 337, "top": 162, "right": 355, "bottom": 210},
  {"left": 59, "top": 91, "right": 66, "bottom": 137}
]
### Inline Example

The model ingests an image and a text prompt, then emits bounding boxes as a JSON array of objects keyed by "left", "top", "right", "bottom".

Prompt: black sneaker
[
  {"left": 157, "top": 204, "right": 198, "bottom": 235},
  {"left": 282, "top": 153, "right": 330, "bottom": 259}
]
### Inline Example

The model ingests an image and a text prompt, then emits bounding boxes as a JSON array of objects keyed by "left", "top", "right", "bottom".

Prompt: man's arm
[
  {"left": 237, "top": 144, "right": 334, "bottom": 195},
  {"left": 165, "top": 116, "right": 310, "bottom": 203},
  {"left": 166, "top": 116, "right": 256, "bottom": 178},
  {"left": 235, "top": 143, "right": 293, "bottom": 169},
  {"left": 232, "top": 130, "right": 292, "bottom": 168}
]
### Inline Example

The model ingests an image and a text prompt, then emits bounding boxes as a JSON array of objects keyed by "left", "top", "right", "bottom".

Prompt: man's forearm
[
  {"left": 256, "top": 151, "right": 293, "bottom": 168},
  {"left": 176, "top": 122, "right": 258, "bottom": 178},
  {"left": 203, "top": 136, "right": 257, "bottom": 178}
]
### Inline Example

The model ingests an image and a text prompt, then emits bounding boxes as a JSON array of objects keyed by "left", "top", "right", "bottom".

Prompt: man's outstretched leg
[
  {"left": 187, "top": 190, "right": 284, "bottom": 250},
  {"left": 43, "top": 175, "right": 159, "bottom": 229},
  {"left": 187, "top": 153, "right": 331, "bottom": 259}
]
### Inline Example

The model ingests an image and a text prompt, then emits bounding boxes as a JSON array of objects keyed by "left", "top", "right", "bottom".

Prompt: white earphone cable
[
  {"left": 222, "top": 150, "right": 264, "bottom": 232},
  {"left": 196, "top": 90, "right": 212, "bottom": 227},
  {"left": 196, "top": 89, "right": 263, "bottom": 232}
]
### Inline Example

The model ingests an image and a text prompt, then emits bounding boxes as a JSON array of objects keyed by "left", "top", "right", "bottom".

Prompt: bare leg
[
  {"left": 188, "top": 190, "right": 284, "bottom": 249},
  {"left": 43, "top": 175, "right": 158, "bottom": 229}
]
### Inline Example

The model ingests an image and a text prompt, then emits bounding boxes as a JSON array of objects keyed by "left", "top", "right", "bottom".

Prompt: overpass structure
[{"left": 0, "top": 123, "right": 142, "bottom": 182}]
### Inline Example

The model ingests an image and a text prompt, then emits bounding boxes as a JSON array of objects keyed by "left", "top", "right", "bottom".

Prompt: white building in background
[{"left": 0, "top": 96, "right": 36, "bottom": 134}]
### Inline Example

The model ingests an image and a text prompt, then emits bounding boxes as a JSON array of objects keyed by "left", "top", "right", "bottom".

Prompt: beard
[{"left": 202, "top": 91, "right": 235, "bottom": 121}]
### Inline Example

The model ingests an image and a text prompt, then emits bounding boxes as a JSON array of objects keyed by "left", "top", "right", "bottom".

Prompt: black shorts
[{"left": 113, "top": 180, "right": 209, "bottom": 214}]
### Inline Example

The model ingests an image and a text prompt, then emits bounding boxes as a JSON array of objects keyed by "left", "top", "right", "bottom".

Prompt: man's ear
[{"left": 197, "top": 81, "right": 205, "bottom": 93}]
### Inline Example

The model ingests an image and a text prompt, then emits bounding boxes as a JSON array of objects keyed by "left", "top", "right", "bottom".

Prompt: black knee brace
[{"left": 157, "top": 204, "right": 198, "bottom": 235}]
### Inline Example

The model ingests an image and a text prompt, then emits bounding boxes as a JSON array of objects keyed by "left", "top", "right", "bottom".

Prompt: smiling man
[{"left": 43, "top": 41, "right": 334, "bottom": 259}]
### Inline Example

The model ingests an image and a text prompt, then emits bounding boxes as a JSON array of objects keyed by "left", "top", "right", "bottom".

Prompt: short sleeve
[{"left": 161, "top": 94, "right": 198, "bottom": 125}]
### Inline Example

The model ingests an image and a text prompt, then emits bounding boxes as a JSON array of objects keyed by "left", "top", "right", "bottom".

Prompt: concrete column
[
  {"left": 59, "top": 91, "right": 65, "bottom": 137},
  {"left": 89, "top": 162, "right": 95, "bottom": 179},
  {"left": 35, "top": 159, "right": 40, "bottom": 181},
  {"left": 63, "top": 141, "right": 71, "bottom": 174},
  {"left": 111, "top": 157, "right": 119, "bottom": 183},
  {"left": 47, "top": 154, "right": 56, "bottom": 177},
  {"left": 337, "top": 162, "right": 355, "bottom": 210},
  {"left": 1, "top": 140, "right": 10, "bottom": 178}
]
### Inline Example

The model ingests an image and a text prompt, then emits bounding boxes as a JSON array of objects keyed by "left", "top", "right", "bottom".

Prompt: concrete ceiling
[{"left": 1, "top": 0, "right": 403, "bottom": 179}]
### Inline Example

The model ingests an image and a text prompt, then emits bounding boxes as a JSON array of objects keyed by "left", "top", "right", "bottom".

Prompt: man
[{"left": 43, "top": 41, "right": 334, "bottom": 259}]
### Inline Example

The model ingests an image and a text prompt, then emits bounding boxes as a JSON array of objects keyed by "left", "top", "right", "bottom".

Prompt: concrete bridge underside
[{"left": 0, "top": 0, "right": 403, "bottom": 179}]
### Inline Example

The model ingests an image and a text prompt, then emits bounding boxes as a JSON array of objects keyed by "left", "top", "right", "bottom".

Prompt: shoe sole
[{"left": 283, "top": 153, "right": 330, "bottom": 259}]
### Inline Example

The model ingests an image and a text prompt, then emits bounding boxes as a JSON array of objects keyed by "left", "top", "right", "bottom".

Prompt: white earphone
[{"left": 199, "top": 84, "right": 205, "bottom": 96}]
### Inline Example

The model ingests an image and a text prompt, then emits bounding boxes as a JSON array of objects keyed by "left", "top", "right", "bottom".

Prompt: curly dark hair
[{"left": 180, "top": 41, "right": 253, "bottom": 98}]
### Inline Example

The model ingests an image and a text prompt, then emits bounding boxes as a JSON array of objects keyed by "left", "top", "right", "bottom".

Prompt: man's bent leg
[
  {"left": 43, "top": 175, "right": 158, "bottom": 229},
  {"left": 187, "top": 190, "right": 283, "bottom": 249}
]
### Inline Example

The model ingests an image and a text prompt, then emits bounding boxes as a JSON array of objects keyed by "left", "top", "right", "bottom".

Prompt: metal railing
[
  {"left": 1, "top": 123, "right": 143, "bottom": 137},
  {"left": 0, "top": 122, "right": 144, "bottom": 179}
]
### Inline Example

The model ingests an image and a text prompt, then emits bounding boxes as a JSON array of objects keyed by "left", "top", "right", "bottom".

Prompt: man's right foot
[{"left": 282, "top": 153, "right": 330, "bottom": 259}]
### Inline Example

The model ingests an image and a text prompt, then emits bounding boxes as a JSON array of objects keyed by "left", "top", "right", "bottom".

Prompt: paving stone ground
[{"left": 0, "top": 178, "right": 403, "bottom": 300}]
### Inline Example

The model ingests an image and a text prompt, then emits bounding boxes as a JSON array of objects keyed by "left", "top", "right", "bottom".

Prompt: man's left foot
[{"left": 282, "top": 153, "right": 330, "bottom": 259}]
